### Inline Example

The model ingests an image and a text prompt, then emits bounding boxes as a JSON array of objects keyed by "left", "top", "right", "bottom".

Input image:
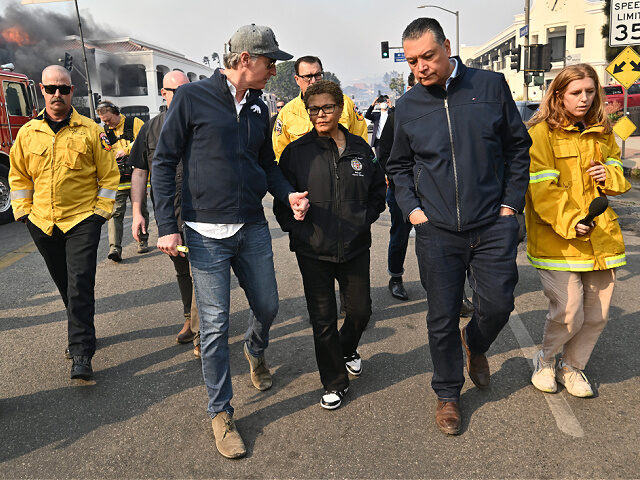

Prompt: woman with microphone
[{"left": 526, "top": 64, "right": 630, "bottom": 397}]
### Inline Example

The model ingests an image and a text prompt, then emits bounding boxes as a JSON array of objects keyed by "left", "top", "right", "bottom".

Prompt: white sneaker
[
  {"left": 344, "top": 351, "right": 362, "bottom": 376},
  {"left": 531, "top": 350, "right": 557, "bottom": 393},
  {"left": 320, "top": 387, "right": 348, "bottom": 410},
  {"left": 556, "top": 361, "right": 594, "bottom": 398}
]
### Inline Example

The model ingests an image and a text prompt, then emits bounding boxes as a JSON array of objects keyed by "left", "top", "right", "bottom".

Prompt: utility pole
[
  {"left": 73, "top": 0, "right": 95, "bottom": 119},
  {"left": 523, "top": 0, "right": 530, "bottom": 101}
]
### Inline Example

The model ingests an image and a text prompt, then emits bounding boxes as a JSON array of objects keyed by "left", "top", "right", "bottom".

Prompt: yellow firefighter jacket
[
  {"left": 9, "top": 108, "right": 120, "bottom": 235},
  {"left": 272, "top": 93, "right": 368, "bottom": 160},
  {"left": 525, "top": 120, "right": 630, "bottom": 271},
  {"left": 107, "top": 114, "right": 143, "bottom": 190}
]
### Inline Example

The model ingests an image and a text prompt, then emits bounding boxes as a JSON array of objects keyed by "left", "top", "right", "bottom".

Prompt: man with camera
[
  {"left": 365, "top": 94, "right": 393, "bottom": 156},
  {"left": 97, "top": 101, "right": 148, "bottom": 262}
]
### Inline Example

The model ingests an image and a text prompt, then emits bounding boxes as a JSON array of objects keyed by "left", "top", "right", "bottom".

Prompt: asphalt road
[{"left": 0, "top": 197, "right": 639, "bottom": 479}]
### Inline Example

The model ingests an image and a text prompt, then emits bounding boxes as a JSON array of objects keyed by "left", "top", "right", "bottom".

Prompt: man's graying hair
[
  {"left": 402, "top": 17, "right": 446, "bottom": 45},
  {"left": 223, "top": 52, "right": 242, "bottom": 69}
]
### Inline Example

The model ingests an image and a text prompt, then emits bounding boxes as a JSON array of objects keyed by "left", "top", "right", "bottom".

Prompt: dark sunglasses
[
  {"left": 43, "top": 84, "right": 72, "bottom": 95},
  {"left": 298, "top": 72, "right": 324, "bottom": 82},
  {"left": 164, "top": 87, "right": 178, "bottom": 92}
]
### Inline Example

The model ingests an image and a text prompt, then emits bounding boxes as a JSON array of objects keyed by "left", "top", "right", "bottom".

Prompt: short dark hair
[
  {"left": 402, "top": 17, "right": 446, "bottom": 45},
  {"left": 295, "top": 56, "right": 323, "bottom": 75},
  {"left": 303, "top": 80, "right": 344, "bottom": 109},
  {"left": 407, "top": 72, "right": 416, "bottom": 87}
]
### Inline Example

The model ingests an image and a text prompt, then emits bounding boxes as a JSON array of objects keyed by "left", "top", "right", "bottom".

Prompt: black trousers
[
  {"left": 27, "top": 216, "right": 103, "bottom": 357},
  {"left": 296, "top": 250, "right": 372, "bottom": 392},
  {"left": 169, "top": 232, "right": 193, "bottom": 317}
]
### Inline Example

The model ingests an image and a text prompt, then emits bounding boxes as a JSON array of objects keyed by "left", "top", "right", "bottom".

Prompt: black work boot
[{"left": 71, "top": 356, "right": 93, "bottom": 380}]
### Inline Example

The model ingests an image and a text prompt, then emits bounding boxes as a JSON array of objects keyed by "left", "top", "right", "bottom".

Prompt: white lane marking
[{"left": 509, "top": 310, "right": 585, "bottom": 438}]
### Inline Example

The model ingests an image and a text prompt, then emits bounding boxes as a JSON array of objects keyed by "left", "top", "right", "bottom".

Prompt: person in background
[
  {"left": 129, "top": 71, "right": 201, "bottom": 355},
  {"left": 526, "top": 64, "right": 630, "bottom": 398}
]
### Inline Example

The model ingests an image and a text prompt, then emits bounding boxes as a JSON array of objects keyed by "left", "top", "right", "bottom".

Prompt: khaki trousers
[{"left": 538, "top": 268, "right": 616, "bottom": 370}]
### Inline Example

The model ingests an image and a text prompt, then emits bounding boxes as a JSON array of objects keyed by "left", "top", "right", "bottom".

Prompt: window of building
[
  {"left": 576, "top": 28, "right": 585, "bottom": 48},
  {"left": 187, "top": 72, "right": 198, "bottom": 82},
  {"left": 156, "top": 65, "right": 169, "bottom": 95},
  {"left": 118, "top": 64, "right": 148, "bottom": 97},
  {"left": 549, "top": 35, "right": 566, "bottom": 62}
]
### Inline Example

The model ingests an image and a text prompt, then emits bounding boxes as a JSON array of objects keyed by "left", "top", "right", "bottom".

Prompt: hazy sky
[{"left": 14, "top": 0, "right": 527, "bottom": 84}]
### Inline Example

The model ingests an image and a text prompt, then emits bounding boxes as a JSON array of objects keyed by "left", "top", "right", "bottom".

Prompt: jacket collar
[
  {"left": 423, "top": 56, "right": 467, "bottom": 96},
  {"left": 34, "top": 107, "right": 83, "bottom": 133},
  {"left": 560, "top": 122, "right": 605, "bottom": 135},
  {"left": 307, "top": 124, "right": 361, "bottom": 156},
  {"left": 213, "top": 68, "right": 263, "bottom": 105}
]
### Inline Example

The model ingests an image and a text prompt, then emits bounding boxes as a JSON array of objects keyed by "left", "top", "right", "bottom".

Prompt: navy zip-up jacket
[
  {"left": 386, "top": 58, "right": 532, "bottom": 233},
  {"left": 152, "top": 69, "right": 293, "bottom": 236}
]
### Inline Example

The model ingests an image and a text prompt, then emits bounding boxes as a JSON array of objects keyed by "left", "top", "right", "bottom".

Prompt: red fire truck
[{"left": 0, "top": 63, "right": 39, "bottom": 224}]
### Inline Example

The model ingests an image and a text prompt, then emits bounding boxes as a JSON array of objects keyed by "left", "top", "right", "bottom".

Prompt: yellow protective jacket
[
  {"left": 272, "top": 93, "right": 368, "bottom": 160},
  {"left": 107, "top": 114, "right": 144, "bottom": 190},
  {"left": 525, "top": 120, "right": 630, "bottom": 271},
  {"left": 9, "top": 108, "right": 120, "bottom": 235}
]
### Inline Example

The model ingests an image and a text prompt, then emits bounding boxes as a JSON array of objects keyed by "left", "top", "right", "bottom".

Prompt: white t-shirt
[{"left": 184, "top": 80, "right": 247, "bottom": 239}]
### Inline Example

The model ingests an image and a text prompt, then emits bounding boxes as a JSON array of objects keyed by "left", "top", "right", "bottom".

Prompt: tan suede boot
[
  {"left": 211, "top": 412, "right": 246, "bottom": 459},
  {"left": 243, "top": 342, "right": 272, "bottom": 391}
]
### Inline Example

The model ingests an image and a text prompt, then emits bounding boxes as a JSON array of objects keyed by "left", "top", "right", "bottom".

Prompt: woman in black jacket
[{"left": 274, "top": 80, "right": 386, "bottom": 410}]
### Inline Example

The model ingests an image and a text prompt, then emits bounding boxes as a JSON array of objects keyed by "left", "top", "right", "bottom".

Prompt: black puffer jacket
[{"left": 274, "top": 125, "right": 386, "bottom": 263}]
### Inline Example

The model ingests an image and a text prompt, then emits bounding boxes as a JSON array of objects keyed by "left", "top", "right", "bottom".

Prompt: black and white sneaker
[
  {"left": 344, "top": 351, "right": 362, "bottom": 376},
  {"left": 320, "top": 387, "right": 348, "bottom": 410}
]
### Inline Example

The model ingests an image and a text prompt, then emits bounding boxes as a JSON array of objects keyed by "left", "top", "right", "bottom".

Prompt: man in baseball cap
[{"left": 153, "top": 24, "right": 308, "bottom": 459}]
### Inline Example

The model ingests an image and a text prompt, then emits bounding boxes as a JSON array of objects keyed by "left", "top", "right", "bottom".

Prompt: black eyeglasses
[
  {"left": 298, "top": 72, "right": 324, "bottom": 82},
  {"left": 164, "top": 87, "right": 178, "bottom": 92},
  {"left": 43, "top": 84, "right": 72, "bottom": 95},
  {"left": 307, "top": 103, "right": 337, "bottom": 117},
  {"left": 265, "top": 58, "right": 277, "bottom": 69}
]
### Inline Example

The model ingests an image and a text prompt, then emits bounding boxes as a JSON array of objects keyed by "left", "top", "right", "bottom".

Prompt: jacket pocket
[
  {"left": 27, "top": 142, "right": 48, "bottom": 176},
  {"left": 64, "top": 137, "right": 88, "bottom": 170},
  {"left": 552, "top": 141, "right": 579, "bottom": 182}
]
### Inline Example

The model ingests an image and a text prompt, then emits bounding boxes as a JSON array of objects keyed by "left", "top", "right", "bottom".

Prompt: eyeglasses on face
[
  {"left": 43, "top": 84, "right": 72, "bottom": 95},
  {"left": 252, "top": 55, "right": 277, "bottom": 69},
  {"left": 298, "top": 72, "right": 324, "bottom": 82},
  {"left": 307, "top": 103, "right": 337, "bottom": 117},
  {"left": 163, "top": 87, "right": 178, "bottom": 92}
]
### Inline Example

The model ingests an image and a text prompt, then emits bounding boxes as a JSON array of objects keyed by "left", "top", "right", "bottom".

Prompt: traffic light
[
  {"left": 381, "top": 41, "right": 389, "bottom": 59},
  {"left": 63, "top": 52, "right": 73, "bottom": 72},
  {"left": 528, "top": 44, "right": 552, "bottom": 72},
  {"left": 510, "top": 46, "right": 521, "bottom": 72}
]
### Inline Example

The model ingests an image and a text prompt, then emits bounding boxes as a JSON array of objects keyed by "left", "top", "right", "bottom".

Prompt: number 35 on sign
[{"left": 611, "top": 1, "right": 640, "bottom": 46}]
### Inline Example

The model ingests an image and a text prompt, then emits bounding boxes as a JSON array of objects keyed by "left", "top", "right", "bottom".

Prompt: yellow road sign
[
  {"left": 613, "top": 115, "right": 636, "bottom": 141},
  {"left": 606, "top": 47, "right": 640, "bottom": 89}
]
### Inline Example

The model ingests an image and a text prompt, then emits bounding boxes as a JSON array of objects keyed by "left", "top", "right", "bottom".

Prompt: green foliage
[
  {"left": 265, "top": 61, "right": 298, "bottom": 101},
  {"left": 389, "top": 73, "right": 405, "bottom": 96},
  {"left": 602, "top": 0, "right": 626, "bottom": 62},
  {"left": 265, "top": 61, "right": 341, "bottom": 101}
]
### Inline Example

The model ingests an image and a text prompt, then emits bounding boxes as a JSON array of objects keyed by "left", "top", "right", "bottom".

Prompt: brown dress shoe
[
  {"left": 460, "top": 326, "right": 490, "bottom": 388},
  {"left": 435, "top": 400, "right": 461, "bottom": 435}
]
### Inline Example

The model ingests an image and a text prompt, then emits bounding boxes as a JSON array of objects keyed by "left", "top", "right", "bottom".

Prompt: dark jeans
[
  {"left": 27, "top": 215, "right": 103, "bottom": 357},
  {"left": 414, "top": 215, "right": 519, "bottom": 401},
  {"left": 387, "top": 186, "right": 413, "bottom": 277},
  {"left": 296, "top": 250, "right": 372, "bottom": 392},
  {"left": 185, "top": 221, "right": 279, "bottom": 417}
]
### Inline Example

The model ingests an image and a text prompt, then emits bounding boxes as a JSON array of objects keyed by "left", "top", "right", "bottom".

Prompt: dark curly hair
[{"left": 303, "top": 80, "right": 344, "bottom": 109}]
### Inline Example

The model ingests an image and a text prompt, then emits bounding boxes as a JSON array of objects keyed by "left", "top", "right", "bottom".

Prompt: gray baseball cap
[{"left": 228, "top": 24, "right": 293, "bottom": 61}]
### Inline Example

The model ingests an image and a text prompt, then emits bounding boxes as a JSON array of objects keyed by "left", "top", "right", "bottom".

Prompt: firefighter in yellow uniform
[
  {"left": 96, "top": 101, "right": 147, "bottom": 261},
  {"left": 273, "top": 55, "right": 368, "bottom": 160},
  {"left": 9, "top": 65, "right": 119, "bottom": 380}
]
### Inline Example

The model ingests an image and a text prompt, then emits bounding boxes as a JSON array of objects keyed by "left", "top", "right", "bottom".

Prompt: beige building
[{"left": 462, "top": 0, "right": 607, "bottom": 101}]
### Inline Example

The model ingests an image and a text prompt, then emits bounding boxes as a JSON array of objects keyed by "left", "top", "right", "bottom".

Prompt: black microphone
[{"left": 578, "top": 196, "right": 608, "bottom": 226}]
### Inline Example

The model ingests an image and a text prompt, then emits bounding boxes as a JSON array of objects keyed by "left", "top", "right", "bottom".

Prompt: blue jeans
[
  {"left": 184, "top": 221, "right": 279, "bottom": 417},
  {"left": 387, "top": 185, "right": 413, "bottom": 277},
  {"left": 414, "top": 215, "right": 519, "bottom": 401}
]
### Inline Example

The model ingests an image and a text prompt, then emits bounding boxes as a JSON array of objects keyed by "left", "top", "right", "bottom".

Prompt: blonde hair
[{"left": 527, "top": 63, "right": 610, "bottom": 133}]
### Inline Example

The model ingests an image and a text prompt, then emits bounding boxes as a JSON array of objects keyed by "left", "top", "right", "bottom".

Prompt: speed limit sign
[{"left": 610, "top": 1, "right": 640, "bottom": 46}]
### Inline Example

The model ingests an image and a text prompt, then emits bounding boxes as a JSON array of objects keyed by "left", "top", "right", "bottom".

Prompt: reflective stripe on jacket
[
  {"left": 272, "top": 93, "right": 368, "bottom": 160},
  {"left": 9, "top": 108, "right": 120, "bottom": 234},
  {"left": 525, "top": 120, "right": 630, "bottom": 271}
]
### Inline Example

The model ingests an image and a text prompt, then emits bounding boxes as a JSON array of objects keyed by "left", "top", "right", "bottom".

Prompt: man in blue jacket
[
  {"left": 152, "top": 24, "right": 308, "bottom": 459},
  {"left": 386, "top": 18, "right": 531, "bottom": 435}
]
